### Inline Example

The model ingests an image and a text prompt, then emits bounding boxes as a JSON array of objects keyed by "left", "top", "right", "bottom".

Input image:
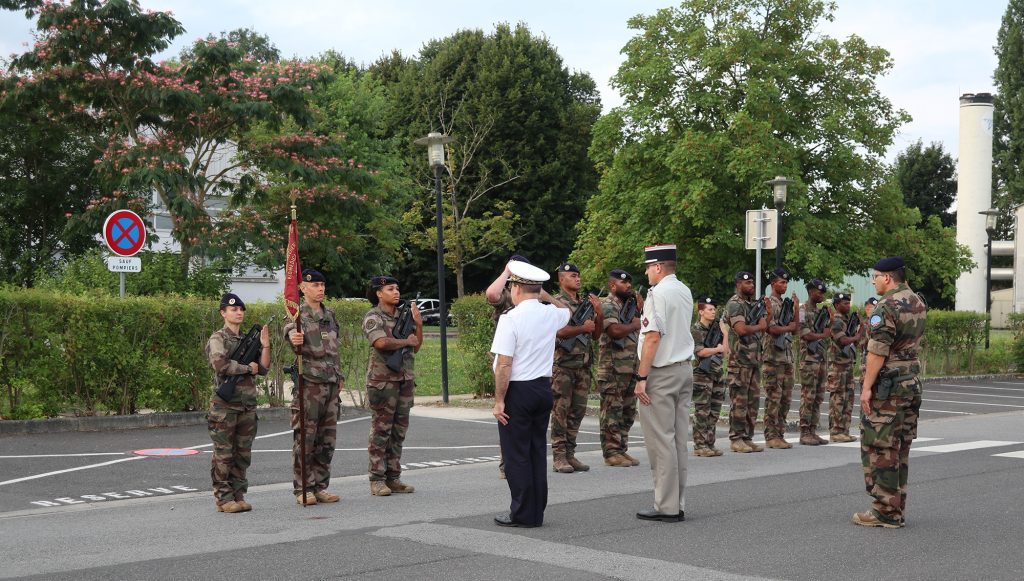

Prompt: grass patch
[{"left": 413, "top": 336, "right": 478, "bottom": 397}]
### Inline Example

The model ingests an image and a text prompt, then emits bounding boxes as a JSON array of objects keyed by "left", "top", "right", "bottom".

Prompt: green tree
[
  {"left": 893, "top": 140, "right": 957, "bottom": 228},
  {"left": 374, "top": 24, "right": 601, "bottom": 294},
  {"left": 575, "top": 0, "right": 968, "bottom": 297},
  {"left": 0, "top": 2, "right": 371, "bottom": 278},
  {"left": 36, "top": 248, "right": 229, "bottom": 298},
  {"left": 994, "top": 0, "right": 1024, "bottom": 233},
  {"left": 0, "top": 99, "right": 104, "bottom": 286}
]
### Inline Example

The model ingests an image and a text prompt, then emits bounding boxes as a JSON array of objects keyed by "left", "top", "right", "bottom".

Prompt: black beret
[
  {"left": 865, "top": 297, "right": 879, "bottom": 306},
  {"left": 302, "top": 268, "right": 326, "bottom": 283},
  {"left": 697, "top": 295, "right": 717, "bottom": 306},
  {"left": 370, "top": 275, "right": 399, "bottom": 289},
  {"left": 873, "top": 256, "right": 905, "bottom": 272},
  {"left": 805, "top": 278, "right": 826, "bottom": 292},
  {"left": 219, "top": 293, "right": 245, "bottom": 310},
  {"left": 609, "top": 268, "right": 632, "bottom": 282},
  {"left": 509, "top": 254, "right": 530, "bottom": 263},
  {"left": 832, "top": 292, "right": 851, "bottom": 304},
  {"left": 735, "top": 271, "right": 753, "bottom": 281},
  {"left": 768, "top": 268, "right": 790, "bottom": 282},
  {"left": 559, "top": 263, "right": 580, "bottom": 274}
]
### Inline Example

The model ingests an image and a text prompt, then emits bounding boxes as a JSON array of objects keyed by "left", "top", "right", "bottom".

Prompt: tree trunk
[{"left": 456, "top": 265, "right": 465, "bottom": 299}]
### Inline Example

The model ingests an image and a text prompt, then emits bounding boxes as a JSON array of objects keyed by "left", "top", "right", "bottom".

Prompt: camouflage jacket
[
  {"left": 799, "top": 301, "right": 829, "bottom": 363},
  {"left": 725, "top": 293, "right": 762, "bottom": 368},
  {"left": 363, "top": 305, "right": 415, "bottom": 384},
  {"left": 692, "top": 320, "right": 723, "bottom": 377},
  {"left": 206, "top": 326, "right": 267, "bottom": 408},
  {"left": 597, "top": 294, "right": 638, "bottom": 380},
  {"left": 761, "top": 293, "right": 794, "bottom": 364},
  {"left": 488, "top": 286, "right": 514, "bottom": 322},
  {"left": 552, "top": 291, "right": 594, "bottom": 369},
  {"left": 830, "top": 311, "right": 859, "bottom": 366},
  {"left": 283, "top": 303, "right": 343, "bottom": 384},
  {"left": 867, "top": 283, "right": 926, "bottom": 371}
]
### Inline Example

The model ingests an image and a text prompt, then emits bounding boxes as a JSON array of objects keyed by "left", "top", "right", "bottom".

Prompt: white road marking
[
  {"left": 823, "top": 437, "right": 942, "bottom": 448},
  {"left": 0, "top": 453, "right": 126, "bottom": 459},
  {"left": 925, "top": 389, "right": 1024, "bottom": 400},
  {"left": 912, "top": 440, "right": 1022, "bottom": 453},
  {"left": 0, "top": 457, "right": 146, "bottom": 487},
  {"left": 921, "top": 398, "right": 1024, "bottom": 408},
  {"left": 935, "top": 384, "right": 1024, "bottom": 392},
  {"left": 992, "top": 450, "right": 1024, "bottom": 459},
  {"left": 372, "top": 523, "right": 773, "bottom": 581}
]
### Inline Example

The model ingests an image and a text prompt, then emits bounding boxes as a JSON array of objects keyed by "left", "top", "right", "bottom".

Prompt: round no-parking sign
[{"left": 102, "top": 210, "right": 146, "bottom": 257}]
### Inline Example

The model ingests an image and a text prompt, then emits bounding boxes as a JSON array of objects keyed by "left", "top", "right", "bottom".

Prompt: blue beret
[
  {"left": 559, "top": 263, "right": 580, "bottom": 274},
  {"left": 768, "top": 268, "right": 790, "bottom": 282},
  {"left": 219, "top": 293, "right": 245, "bottom": 310},
  {"left": 370, "top": 275, "right": 399, "bottom": 289},
  {"left": 832, "top": 292, "right": 851, "bottom": 304},
  {"left": 302, "top": 269, "right": 326, "bottom": 283},
  {"left": 735, "top": 271, "right": 753, "bottom": 281},
  {"left": 805, "top": 278, "right": 826, "bottom": 292},
  {"left": 697, "top": 295, "right": 717, "bottom": 306},
  {"left": 609, "top": 268, "right": 632, "bottom": 282},
  {"left": 873, "top": 256, "right": 905, "bottom": 272}
]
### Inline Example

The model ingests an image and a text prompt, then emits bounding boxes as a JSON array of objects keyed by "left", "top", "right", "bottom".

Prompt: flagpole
[{"left": 289, "top": 197, "right": 309, "bottom": 506}]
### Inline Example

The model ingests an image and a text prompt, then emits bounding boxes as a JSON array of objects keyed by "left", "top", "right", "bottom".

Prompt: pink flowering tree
[{"left": 0, "top": 0, "right": 372, "bottom": 275}]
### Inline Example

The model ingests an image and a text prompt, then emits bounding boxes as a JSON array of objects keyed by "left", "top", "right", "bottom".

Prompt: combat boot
[
  {"left": 709, "top": 447, "right": 724, "bottom": 456},
  {"left": 385, "top": 480, "right": 415, "bottom": 493},
  {"left": 730, "top": 439, "right": 753, "bottom": 453},
  {"left": 217, "top": 500, "right": 246, "bottom": 513},
  {"left": 295, "top": 492, "right": 318, "bottom": 505},
  {"left": 812, "top": 431, "right": 829, "bottom": 445},
  {"left": 852, "top": 510, "right": 903, "bottom": 529},
  {"left": 314, "top": 490, "right": 340, "bottom": 503},
  {"left": 567, "top": 456, "right": 590, "bottom": 472},
  {"left": 831, "top": 433, "right": 857, "bottom": 443},
  {"left": 604, "top": 454, "right": 632, "bottom": 466},
  {"left": 370, "top": 481, "right": 392, "bottom": 496},
  {"left": 692, "top": 447, "right": 712, "bottom": 458},
  {"left": 743, "top": 439, "right": 764, "bottom": 452},
  {"left": 234, "top": 498, "right": 252, "bottom": 512},
  {"left": 765, "top": 438, "right": 792, "bottom": 449},
  {"left": 799, "top": 431, "right": 819, "bottom": 445},
  {"left": 621, "top": 452, "right": 640, "bottom": 466},
  {"left": 552, "top": 454, "right": 574, "bottom": 473}
]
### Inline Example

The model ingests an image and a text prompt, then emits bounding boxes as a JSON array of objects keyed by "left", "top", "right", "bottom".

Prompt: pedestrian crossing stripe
[
  {"left": 912, "top": 440, "right": 1022, "bottom": 453},
  {"left": 992, "top": 451, "right": 1024, "bottom": 459}
]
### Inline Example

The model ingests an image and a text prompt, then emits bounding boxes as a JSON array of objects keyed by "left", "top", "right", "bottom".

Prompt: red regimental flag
[{"left": 284, "top": 218, "right": 302, "bottom": 321}]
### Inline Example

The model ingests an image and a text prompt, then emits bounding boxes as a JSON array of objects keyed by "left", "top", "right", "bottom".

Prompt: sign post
[
  {"left": 102, "top": 210, "right": 146, "bottom": 298},
  {"left": 745, "top": 209, "right": 777, "bottom": 298}
]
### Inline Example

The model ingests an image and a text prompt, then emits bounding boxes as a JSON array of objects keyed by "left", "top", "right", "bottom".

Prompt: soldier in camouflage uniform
[
  {"left": 550, "top": 262, "right": 603, "bottom": 473},
  {"left": 724, "top": 272, "right": 771, "bottom": 453},
  {"left": 285, "top": 269, "right": 344, "bottom": 506},
  {"left": 798, "top": 279, "right": 831, "bottom": 446},
  {"left": 206, "top": 293, "right": 270, "bottom": 513},
  {"left": 762, "top": 268, "right": 799, "bottom": 449},
  {"left": 854, "top": 256, "right": 925, "bottom": 529},
  {"left": 363, "top": 275, "right": 423, "bottom": 496},
  {"left": 597, "top": 269, "right": 641, "bottom": 467},
  {"left": 691, "top": 296, "right": 726, "bottom": 457},
  {"left": 828, "top": 293, "right": 859, "bottom": 443}
]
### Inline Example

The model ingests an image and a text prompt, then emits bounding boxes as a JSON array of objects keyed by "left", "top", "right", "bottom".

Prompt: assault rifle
[
  {"left": 611, "top": 292, "right": 638, "bottom": 350},
  {"left": 840, "top": 312, "right": 862, "bottom": 360},
  {"left": 557, "top": 293, "right": 596, "bottom": 352},
  {"left": 739, "top": 298, "right": 766, "bottom": 345},
  {"left": 385, "top": 293, "right": 420, "bottom": 373},
  {"left": 216, "top": 316, "right": 274, "bottom": 401},
  {"left": 696, "top": 318, "right": 724, "bottom": 374},
  {"left": 773, "top": 297, "right": 795, "bottom": 350},
  {"left": 806, "top": 307, "right": 831, "bottom": 356}
]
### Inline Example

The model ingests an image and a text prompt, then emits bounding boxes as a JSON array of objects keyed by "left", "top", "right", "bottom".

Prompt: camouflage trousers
[
  {"left": 208, "top": 400, "right": 257, "bottom": 504},
  {"left": 597, "top": 372, "right": 637, "bottom": 458},
  {"left": 367, "top": 379, "right": 415, "bottom": 481},
  {"left": 291, "top": 379, "right": 340, "bottom": 495},
  {"left": 550, "top": 365, "right": 591, "bottom": 458},
  {"left": 860, "top": 382, "right": 922, "bottom": 524},
  {"left": 727, "top": 364, "right": 760, "bottom": 441},
  {"left": 828, "top": 363, "right": 856, "bottom": 435},
  {"left": 799, "top": 358, "right": 827, "bottom": 431},
  {"left": 692, "top": 372, "right": 726, "bottom": 449},
  {"left": 761, "top": 361, "right": 793, "bottom": 440}
]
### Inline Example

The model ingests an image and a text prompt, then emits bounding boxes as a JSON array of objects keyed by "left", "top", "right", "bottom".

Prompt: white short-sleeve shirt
[
  {"left": 491, "top": 299, "right": 572, "bottom": 381},
  {"left": 638, "top": 274, "right": 695, "bottom": 367}
]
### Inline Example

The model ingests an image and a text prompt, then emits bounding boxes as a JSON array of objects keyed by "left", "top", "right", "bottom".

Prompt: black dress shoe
[
  {"left": 636, "top": 508, "right": 683, "bottom": 523},
  {"left": 494, "top": 513, "right": 538, "bottom": 528}
]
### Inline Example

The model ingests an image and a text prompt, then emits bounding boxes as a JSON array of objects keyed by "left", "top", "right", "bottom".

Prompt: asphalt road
[{"left": 1, "top": 378, "right": 1023, "bottom": 580}]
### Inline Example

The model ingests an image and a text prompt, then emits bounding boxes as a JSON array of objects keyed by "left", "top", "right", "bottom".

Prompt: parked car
[{"left": 415, "top": 298, "right": 453, "bottom": 326}]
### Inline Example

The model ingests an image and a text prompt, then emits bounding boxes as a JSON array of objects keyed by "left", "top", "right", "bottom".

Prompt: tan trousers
[{"left": 637, "top": 361, "right": 692, "bottom": 515}]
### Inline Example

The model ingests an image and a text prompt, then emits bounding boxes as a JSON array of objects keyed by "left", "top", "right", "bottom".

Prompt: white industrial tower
[{"left": 955, "top": 93, "right": 995, "bottom": 313}]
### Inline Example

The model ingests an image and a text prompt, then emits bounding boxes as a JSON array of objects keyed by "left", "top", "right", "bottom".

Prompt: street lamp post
[
  {"left": 415, "top": 132, "right": 454, "bottom": 403},
  {"left": 980, "top": 209, "right": 998, "bottom": 350},
  {"left": 766, "top": 176, "right": 793, "bottom": 270}
]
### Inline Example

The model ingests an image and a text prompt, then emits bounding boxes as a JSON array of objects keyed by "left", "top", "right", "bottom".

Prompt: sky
[{"left": 0, "top": 0, "right": 1008, "bottom": 162}]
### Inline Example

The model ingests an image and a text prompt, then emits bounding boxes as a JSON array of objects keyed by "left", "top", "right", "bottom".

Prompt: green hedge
[
  {"left": 921, "top": 310, "right": 989, "bottom": 375},
  {"left": 0, "top": 288, "right": 372, "bottom": 419},
  {"left": 450, "top": 294, "right": 496, "bottom": 397}
]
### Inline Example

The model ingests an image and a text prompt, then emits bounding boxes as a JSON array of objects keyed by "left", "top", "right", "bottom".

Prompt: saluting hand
[
  {"left": 493, "top": 401, "right": 509, "bottom": 425},
  {"left": 588, "top": 294, "right": 602, "bottom": 311},
  {"left": 636, "top": 293, "right": 644, "bottom": 311},
  {"left": 411, "top": 302, "right": 422, "bottom": 324},
  {"left": 260, "top": 325, "right": 270, "bottom": 348}
]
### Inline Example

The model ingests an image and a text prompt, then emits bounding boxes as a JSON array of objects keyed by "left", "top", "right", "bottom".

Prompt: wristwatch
[{"left": 633, "top": 373, "right": 648, "bottom": 381}]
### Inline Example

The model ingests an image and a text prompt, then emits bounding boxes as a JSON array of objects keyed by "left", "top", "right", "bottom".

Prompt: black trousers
[{"left": 498, "top": 377, "right": 554, "bottom": 526}]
